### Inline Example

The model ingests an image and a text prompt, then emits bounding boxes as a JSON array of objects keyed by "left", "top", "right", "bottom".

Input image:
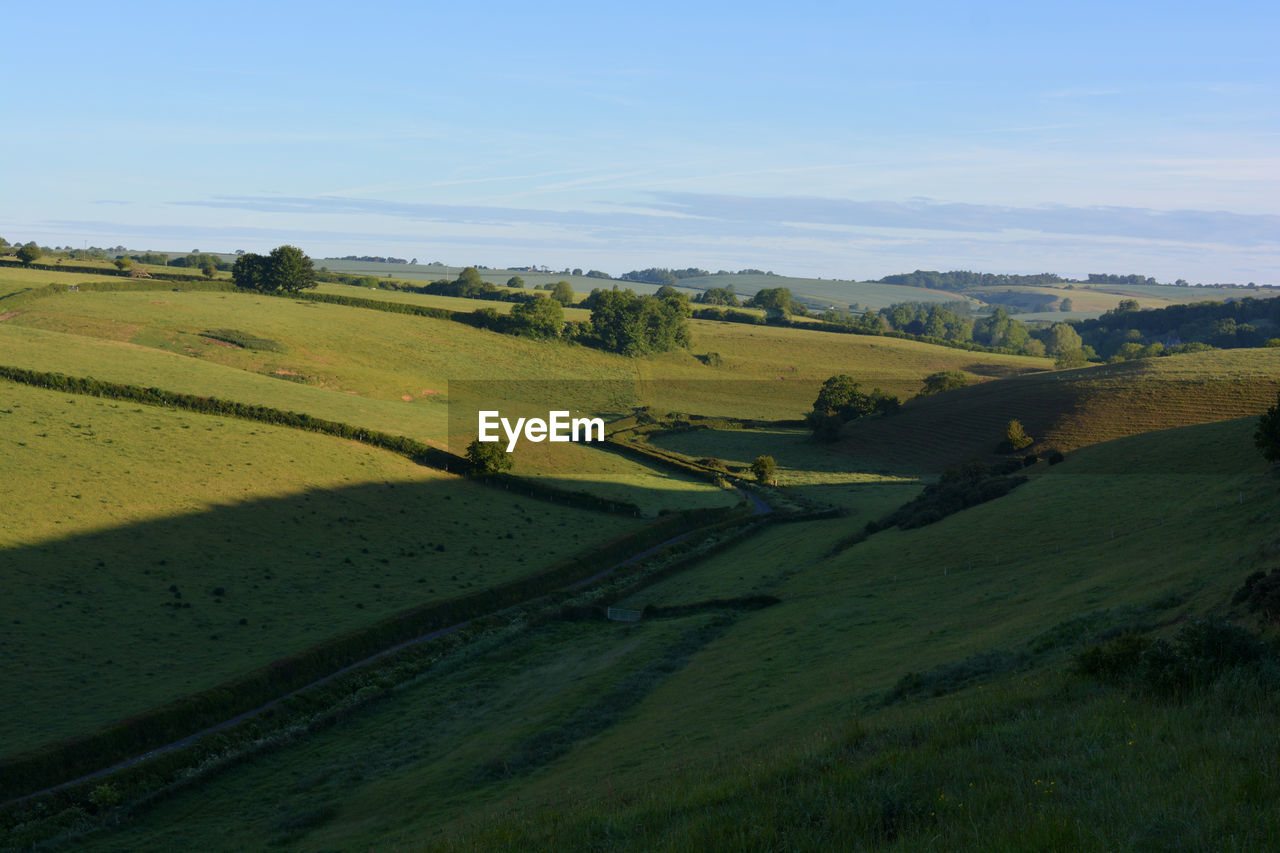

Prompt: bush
[
  {"left": 1047, "top": 450, "right": 1065, "bottom": 465},
  {"left": 1077, "top": 618, "right": 1268, "bottom": 699},
  {"left": 1234, "top": 569, "right": 1280, "bottom": 623},
  {"left": 751, "top": 455, "right": 776, "bottom": 485},
  {"left": 1076, "top": 632, "right": 1151, "bottom": 684},
  {"left": 1003, "top": 419, "right": 1032, "bottom": 452},
  {"left": 919, "top": 370, "right": 970, "bottom": 395},
  {"left": 466, "top": 438, "right": 513, "bottom": 475}
]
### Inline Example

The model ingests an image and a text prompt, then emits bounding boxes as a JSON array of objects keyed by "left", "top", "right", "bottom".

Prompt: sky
[{"left": 4, "top": 0, "right": 1277, "bottom": 283}]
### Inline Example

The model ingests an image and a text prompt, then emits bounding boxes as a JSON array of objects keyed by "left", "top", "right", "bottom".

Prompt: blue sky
[{"left": 4, "top": 0, "right": 1277, "bottom": 283}]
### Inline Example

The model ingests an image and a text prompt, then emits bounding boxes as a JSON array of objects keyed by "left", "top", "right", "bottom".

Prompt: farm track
[{"left": 3, "top": 485, "right": 774, "bottom": 809}]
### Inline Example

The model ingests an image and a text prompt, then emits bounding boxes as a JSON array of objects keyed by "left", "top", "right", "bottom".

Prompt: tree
[
  {"left": 201, "top": 263, "right": 218, "bottom": 279},
  {"left": 695, "top": 286, "right": 740, "bottom": 306},
  {"left": 1005, "top": 419, "right": 1032, "bottom": 451},
  {"left": 751, "top": 455, "right": 776, "bottom": 485},
  {"left": 232, "top": 245, "right": 317, "bottom": 293},
  {"left": 466, "top": 439, "right": 513, "bottom": 475},
  {"left": 807, "top": 374, "right": 898, "bottom": 440},
  {"left": 268, "top": 245, "right": 317, "bottom": 292},
  {"left": 746, "top": 287, "right": 796, "bottom": 318},
  {"left": 1059, "top": 298, "right": 1073, "bottom": 312},
  {"left": 1256, "top": 392, "right": 1280, "bottom": 464},
  {"left": 549, "top": 280, "right": 575, "bottom": 306},
  {"left": 1043, "top": 322, "right": 1084, "bottom": 356},
  {"left": 0, "top": 237, "right": 9, "bottom": 247},
  {"left": 457, "top": 267, "right": 484, "bottom": 289},
  {"left": 506, "top": 275, "right": 525, "bottom": 288},
  {"left": 586, "top": 288, "right": 690, "bottom": 356},
  {"left": 113, "top": 258, "right": 133, "bottom": 271},
  {"left": 15, "top": 242, "right": 41, "bottom": 266},
  {"left": 920, "top": 370, "right": 970, "bottom": 395},
  {"left": 509, "top": 296, "right": 564, "bottom": 338},
  {"left": 232, "top": 253, "right": 268, "bottom": 291}
]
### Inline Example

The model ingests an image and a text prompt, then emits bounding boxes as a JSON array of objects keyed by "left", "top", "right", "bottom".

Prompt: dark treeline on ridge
[{"left": 1075, "top": 297, "right": 1280, "bottom": 360}]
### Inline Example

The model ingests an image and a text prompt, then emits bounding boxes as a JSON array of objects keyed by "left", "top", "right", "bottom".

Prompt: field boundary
[
  {"left": 0, "top": 366, "right": 641, "bottom": 515},
  {"left": 0, "top": 259, "right": 215, "bottom": 283}
]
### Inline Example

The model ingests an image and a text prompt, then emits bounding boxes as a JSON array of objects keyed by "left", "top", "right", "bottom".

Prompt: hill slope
[
  {"left": 57, "top": 415, "right": 1280, "bottom": 850},
  {"left": 831, "top": 348, "right": 1280, "bottom": 473}
]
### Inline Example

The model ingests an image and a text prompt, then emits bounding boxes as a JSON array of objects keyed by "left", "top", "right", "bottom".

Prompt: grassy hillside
[
  {"left": 313, "top": 281, "right": 594, "bottom": 321},
  {"left": 648, "top": 425, "right": 921, "bottom": 507},
  {"left": 637, "top": 319, "right": 1048, "bottom": 421},
  {"left": 0, "top": 382, "right": 645, "bottom": 753},
  {"left": 0, "top": 270, "right": 1051, "bottom": 429},
  {"left": 58, "top": 416, "right": 1279, "bottom": 851},
  {"left": 828, "top": 348, "right": 1280, "bottom": 473},
  {"left": 7, "top": 259, "right": 1280, "bottom": 851}
]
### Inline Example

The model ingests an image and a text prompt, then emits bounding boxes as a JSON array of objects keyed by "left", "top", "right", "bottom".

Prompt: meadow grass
[
  {"left": 6, "top": 271, "right": 1279, "bottom": 850},
  {"left": 62, "top": 415, "right": 1278, "bottom": 851},
  {"left": 648, "top": 425, "right": 923, "bottom": 503},
  {"left": 832, "top": 347, "right": 1280, "bottom": 472},
  {"left": 1, "top": 284, "right": 1051, "bottom": 430},
  {"left": 0, "top": 382, "right": 645, "bottom": 753},
  {"left": 312, "top": 281, "right": 594, "bottom": 321},
  {"left": 0, "top": 266, "right": 133, "bottom": 299},
  {"left": 633, "top": 318, "right": 1049, "bottom": 420}
]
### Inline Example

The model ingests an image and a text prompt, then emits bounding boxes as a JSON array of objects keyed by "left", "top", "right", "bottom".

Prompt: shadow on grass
[{"left": 0, "top": 469, "right": 722, "bottom": 758}]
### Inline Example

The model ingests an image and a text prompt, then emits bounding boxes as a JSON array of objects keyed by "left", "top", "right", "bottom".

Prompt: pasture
[
  {"left": 65, "top": 416, "right": 1280, "bottom": 851},
  {"left": 831, "top": 346, "right": 1280, "bottom": 472},
  {"left": 5, "top": 255, "right": 1280, "bottom": 851},
  {"left": 0, "top": 382, "right": 644, "bottom": 753}
]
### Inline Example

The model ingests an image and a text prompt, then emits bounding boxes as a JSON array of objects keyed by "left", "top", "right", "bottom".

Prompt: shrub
[
  {"left": 1075, "top": 632, "right": 1151, "bottom": 684},
  {"left": 1233, "top": 570, "right": 1280, "bottom": 624},
  {"left": 1003, "top": 419, "right": 1032, "bottom": 452}
]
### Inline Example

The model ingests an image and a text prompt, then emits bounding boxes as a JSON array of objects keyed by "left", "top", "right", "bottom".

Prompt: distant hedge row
[
  {"left": 0, "top": 279, "right": 236, "bottom": 312},
  {"left": 0, "top": 504, "right": 745, "bottom": 802},
  {"left": 0, "top": 366, "right": 640, "bottom": 516},
  {"left": 0, "top": 259, "right": 212, "bottom": 283},
  {"left": 691, "top": 304, "right": 1034, "bottom": 356},
  {"left": 294, "top": 290, "right": 455, "bottom": 319}
]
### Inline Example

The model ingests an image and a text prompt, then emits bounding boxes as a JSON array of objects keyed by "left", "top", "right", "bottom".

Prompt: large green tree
[
  {"left": 585, "top": 288, "right": 690, "bottom": 356},
  {"left": 232, "top": 245, "right": 317, "bottom": 293},
  {"left": 15, "top": 242, "right": 42, "bottom": 266},
  {"left": 549, "top": 280, "right": 575, "bottom": 306},
  {"left": 509, "top": 296, "right": 564, "bottom": 338},
  {"left": 807, "top": 374, "right": 899, "bottom": 440},
  {"left": 746, "top": 287, "right": 798, "bottom": 317},
  {"left": 1043, "top": 322, "right": 1084, "bottom": 356}
]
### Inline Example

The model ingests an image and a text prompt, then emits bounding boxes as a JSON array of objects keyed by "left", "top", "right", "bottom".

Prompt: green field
[
  {"left": 831, "top": 347, "right": 1280, "bottom": 472},
  {"left": 52, "top": 417, "right": 1279, "bottom": 851},
  {"left": 649, "top": 425, "right": 921, "bottom": 505},
  {"left": 313, "top": 281, "right": 594, "bottom": 320},
  {"left": 0, "top": 382, "right": 647, "bottom": 752},
  {"left": 4, "top": 257, "right": 1280, "bottom": 851}
]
